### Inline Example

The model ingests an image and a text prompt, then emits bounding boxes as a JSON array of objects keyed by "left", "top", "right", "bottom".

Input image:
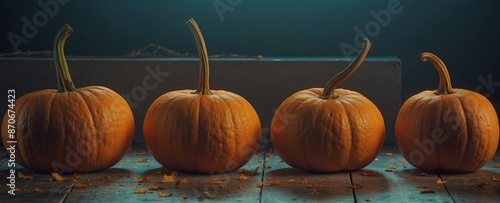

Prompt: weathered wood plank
[
  {"left": 439, "top": 151, "right": 500, "bottom": 203},
  {"left": 351, "top": 145, "right": 454, "bottom": 203},
  {"left": 260, "top": 152, "right": 354, "bottom": 203},
  {"left": 62, "top": 144, "right": 265, "bottom": 202}
]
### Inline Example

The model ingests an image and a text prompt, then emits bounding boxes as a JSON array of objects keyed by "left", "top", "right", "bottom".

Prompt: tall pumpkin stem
[
  {"left": 321, "top": 38, "right": 372, "bottom": 99},
  {"left": 420, "top": 52, "right": 455, "bottom": 95},
  {"left": 186, "top": 19, "right": 212, "bottom": 95},
  {"left": 54, "top": 24, "right": 76, "bottom": 92}
]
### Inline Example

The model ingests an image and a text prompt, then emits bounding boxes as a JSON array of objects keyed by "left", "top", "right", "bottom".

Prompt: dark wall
[{"left": 1, "top": 0, "right": 500, "bottom": 110}]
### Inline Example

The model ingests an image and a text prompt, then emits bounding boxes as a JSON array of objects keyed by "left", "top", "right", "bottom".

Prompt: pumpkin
[
  {"left": 1, "top": 24, "right": 135, "bottom": 173},
  {"left": 270, "top": 38, "right": 385, "bottom": 173},
  {"left": 395, "top": 52, "right": 499, "bottom": 172},
  {"left": 143, "top": 19, "right": 261, "bottom": 174}
]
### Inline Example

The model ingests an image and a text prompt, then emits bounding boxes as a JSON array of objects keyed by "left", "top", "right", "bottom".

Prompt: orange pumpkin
[
  {"left": 271, "top": 39, "right": 385, "bottom": 173},
  {"left": 1, "top": 24, "right": 135, "bottom": 173},
  {"left": 395, "top": 52, "right": 499, "bottom": 172},
  {"left": 143, "top": 19, "right": 261, "bottom": 174}
]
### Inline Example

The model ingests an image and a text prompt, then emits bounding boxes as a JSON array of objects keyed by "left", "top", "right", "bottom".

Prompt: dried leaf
[
  {"left": 134, "top": 188, "right": 148, "bottom": 194},
  {"left": 494, "top": 163, "right": 500, "bottom": 168},
  {"left": 51, "top": 172, "right": 65, "bottom": 181},
  {"left": 239, "top": 174, "right": 249, "bottom": 180},
  {"left": 262, "top": 165, "right": 272, "bottom": 171},
  {"left": 420, "top": 173, "right": 429, "bottom": 177},
  {"left": 34, "top": 188, "right": 43, "bottom": 193},
  {"left": 436, "top": 178, "right": 447, "bottom": 184},
  {"left": 266, "top": 176, "right": 274, "bottom": 181},
  {"left": 287, "top": 179, "right": 296, "bottom": 183},
  {"left": 350, "top": 183, "right": 363, "bottom": 189},
  {"left": 158, "top": 192, "right": 173, "bottom": 197},
  {"left": 385, "top": 152, "right": 394, "bottom": 156},
  {"left": 256, "top": 182, "right": 266, "bottom": 187},
  {"left": 300, "top": 177, "right": 308, "bottom": 184},
  {"left": 361, "top": 170, "right": 379, "bottom": 176},
  {"left": 138, "top": 158, "right": 148, "bottom": 163},
  {"left": 176, "top": 178, "right": 188, "bottom": 187},
  {"left": 73, "top": 173, "right": 81, "bottom": 180},
  {"left": 18, "top": 172, "right": 34, "bottom": 180},
  {"left": 420, "top": 189, "right": 435, "bottom": 194},
  {"left": 160, "top": 172, "right": 177, "bottom": 183},
  {"left": 75, "top": 183, "right": 90, "bottom": 188},
  {"left": 493, "top": 176, "right": 500, "bottom": 182},
  {"left": 308, "top": 184, "right": 330, "bottom": 189},
  {"left": 180, "top": 197, "right": 188, "bottom": 202},
  {"left": 270, "top": 179, "right": 283, "bottom": 186},
  {"left": 209, "top": 178, "right": 224, "bottom": 185},
  {"left": 239, "top": 168, "right": 260, "bottom": 176},
  {"left": 103, "top": 176, "right": 111, "bottom": 180},
  {"left": 139, "top": 176, "right": 152, "bottom": 183},
  {"left": 390, "top": 166, "right": 397, "bottom": 169}
]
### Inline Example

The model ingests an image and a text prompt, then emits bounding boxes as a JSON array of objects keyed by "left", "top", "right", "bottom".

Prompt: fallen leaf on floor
[
  {"left": 138, "top": 158, "right": 148, "bottom": 163},
  {"left": 262, "top": 165, "right": 272, "bottom": 171},
  {"left": 73, "top": 173, "right": 81, "bottom": 180},
  {"left": 176, "top": 179, "right": 188, "bottom": 187},
  {"left": 420, "top": 173, "right": 429, "bottom": 177},
  {"left": 350, "top": 184, "right": 363, "bottom": 189},
  {"left": 201, "top": 191, "right": 222, "bottom": 199},
  {"left": 420, "top": 189, "right": 435, "bottom": 194},
  {"left": 239, "top": 168, "right": 260, "bottom": 176},
  {"left": 390, "top": 166, "right": 396, "bottom": 169},
  {"left": 494, "top": 163, "right": 500, "bottom": 168},
  {"left": 301, "top": 177, "right": 308, "bottom": 184},
  {"left": 239, "top": 174, "right": 249, "bottom": 180},
  {"left": 385, "top": 153, "right": 394, "bottom": 156},
  {"left": 493, "top": 176, "right": 500, "bottom": 182},
  {"left": 266, "top": 176, "right": 274, "bottom": 181},
  {"left": 50, "top": 172, "right": 65, "bottom": 181},
  {"left": 160, "top": 172, "right": 177, "bottom": 183},
  {"left": 18, "top": 172, "right": 34, "bottom": 180},
  {"left": 75, "top": 183, "right": 90, "bottom": 188},
  {"left": 256, "top": 182, "right": 266, "bottom": 187},
  {"left": 308, "top": 184, "right": 330, "bottom": 189},
  {"left": 180, "top": 197, "right": 188, "bottom": 202},
  {"left": 139, "top": 176, "right": 152, "bottom": 183},
  {"left": 34, "top": 188, "right": 43, "bottom": 193},
  {"left": 134, "top": 188, "right": 148, "bottom": 194},
  {"left": 103, "top": 176, "right": 111, "bottom": 180},
  {"left": 270, "top": 179, "right": 283, "bottom": 186},
  {"left": 158, "top": 192, "right": 172, "bottom": 197},
  {"left": 209, "top": 178, "right": 224, "bottom": 185},
  {"left": 436, "top": 178, "right": 447, "bottom": 184},
  {"left": 287, "top": 179, "right": 296, "bottom": 183},
  {"left": 361, "top": 170, "right": 379, "bottom": 176}
]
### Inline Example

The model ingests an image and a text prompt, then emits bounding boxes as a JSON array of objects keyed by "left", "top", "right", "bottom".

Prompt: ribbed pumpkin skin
[
  {"left": 271, "top": 88, "right": 385, "bottom": 173},
  {"left": 395, "top": 89, "right": 499, "bottom": 172},
  {"left": 143, "top": 89, "right": 262, "bottom": 174},
  {"left": 1, "top": 86, "right": 135, "bottom": 173}
]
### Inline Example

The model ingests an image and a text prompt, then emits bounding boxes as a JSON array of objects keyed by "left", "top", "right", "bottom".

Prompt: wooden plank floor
[{"left": 0, "top": 144, "right": 499, "bottom": 202}]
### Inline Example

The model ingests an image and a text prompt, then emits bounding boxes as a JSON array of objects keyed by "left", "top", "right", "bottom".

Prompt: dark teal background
[{"left": 1, "top": 0, "right": 499, "bottom": 110}]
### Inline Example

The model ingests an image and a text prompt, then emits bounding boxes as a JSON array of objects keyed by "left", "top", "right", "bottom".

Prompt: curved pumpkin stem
[
  {"left": 321, "top": 38, "right": 372, "bottom": 99},
  {"left": 186, "top": 19, "right": 212, "bottom": 95},
  {"left": 54, "top": 24, "right": 76, "bottom": 92},
  {"left": 420, "top": 52, "right": 455, "bottom": 95}
]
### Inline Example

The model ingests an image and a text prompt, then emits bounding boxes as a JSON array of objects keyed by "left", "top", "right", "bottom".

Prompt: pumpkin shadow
[
  {"left": 140, "top": 167, "right": 261, "bottom": 201},
  {"left": 263, "top": 167, "right": 390, "bottom": 202}
]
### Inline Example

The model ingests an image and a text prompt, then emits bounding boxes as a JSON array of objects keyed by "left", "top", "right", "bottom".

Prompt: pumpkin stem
[
  {"left": 186, "top": 19, "right": 212, "bottom": 95},
  {"left": 321, "top": 38, "right": 372, "bottom": 99},
  {"left": 420, "top": 52, "right": 455, "bottom": 95},
  {"left": 54, "top": 24, "right": 76, "bottom": 92}
]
